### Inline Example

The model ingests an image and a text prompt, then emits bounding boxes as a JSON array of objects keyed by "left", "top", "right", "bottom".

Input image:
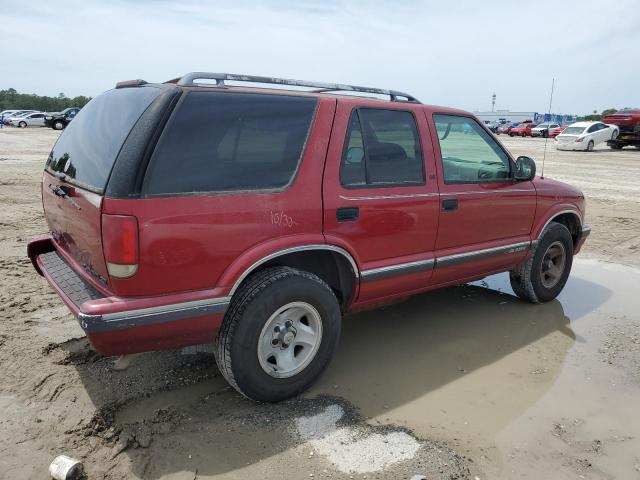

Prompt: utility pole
[{"left": 491, "top": 92, "right": 496, "bottom": 112}]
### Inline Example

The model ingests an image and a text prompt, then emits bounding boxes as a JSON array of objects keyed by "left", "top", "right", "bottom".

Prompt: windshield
[
  {"left": 561, "top": 126, "right": 585, "bottom": 135},
  {"left": 46, "top": 86, "right": 162, "bottom": 192}
]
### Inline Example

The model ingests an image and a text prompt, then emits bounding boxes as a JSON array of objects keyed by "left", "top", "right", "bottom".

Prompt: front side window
[
  {"left": 434, "top": 114, "right": 511, "bottom": 183},
  {"left": 145, "top": 92, "right": 317, "bottom": 195},
  {"left": 340, "top": 108, "right": 424, "bottom": 188}
]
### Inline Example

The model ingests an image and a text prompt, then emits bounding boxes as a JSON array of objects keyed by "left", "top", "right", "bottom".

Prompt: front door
[
  {"left": 323, "top": 99, "right": 440, "bottom": 302},
  {"left": 427, "top": 113, "right": 537, "bottom": 285}
]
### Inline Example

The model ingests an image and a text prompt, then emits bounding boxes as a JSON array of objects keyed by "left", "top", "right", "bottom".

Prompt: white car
[
  {"left": 555, "top": 121, "right": 619, "bottom": 151},
  {"left": 9, "top": 112, "right": 46, "bottom": 128},
  {"left": 531, "top": 123, "right": 560, "bottom": 137},
  {"left": 1, "top": 110, "right": 38, "bottom": 125}
]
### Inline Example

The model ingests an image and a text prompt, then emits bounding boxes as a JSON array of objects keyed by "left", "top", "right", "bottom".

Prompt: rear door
[
  {"left": 323, "top": 100, "right": 439, "bottom": 302},
  {"left": 43, "top": 86, "right": 163, "bottom": 284},
  {"left": 428, "top": 113, "right": 536, "bottom": 285}
]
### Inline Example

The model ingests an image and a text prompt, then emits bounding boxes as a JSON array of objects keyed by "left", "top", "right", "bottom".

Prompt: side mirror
[
  {"left": 514, "top": 156, "right": 536, "bottom": 181},
  {"left": 345, "top": 146, "right": 364, "bottom": 164}
]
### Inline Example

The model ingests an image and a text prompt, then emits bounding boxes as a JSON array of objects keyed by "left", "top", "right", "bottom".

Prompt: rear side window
[
  {"left": 340, "top": 109, "right": 424, "bottom": 188},
  {"left": 144, "top": 92, "right": 317, "bottom": 195},
  {"left": 46, "top": 87, "right": 161, "bottom": 192}
]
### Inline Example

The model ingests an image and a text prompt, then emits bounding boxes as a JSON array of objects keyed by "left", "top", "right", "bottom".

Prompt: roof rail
[{"left": 166, "top": 72, "right": 420, "bottom": 103}]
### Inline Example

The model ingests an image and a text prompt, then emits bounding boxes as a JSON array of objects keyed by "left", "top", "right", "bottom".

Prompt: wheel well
[
  {"left": 246, "top": 250, "right": 357, "bottom": 310},
  {"left": 550, "top": 213, "right": 581, "bottom": 247}
]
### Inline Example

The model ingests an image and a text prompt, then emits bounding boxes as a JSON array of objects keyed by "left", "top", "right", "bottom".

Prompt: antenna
[{"left": 541, "top": 78, "right": 555, "bottom": 179}]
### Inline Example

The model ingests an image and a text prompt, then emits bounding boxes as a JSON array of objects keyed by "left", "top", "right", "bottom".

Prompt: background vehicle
[
  {"left": 497, "top": 122, "right": 518, "bottom": 135},
  {"left": 531, "top": 123, "right": 560, "bottom": 138},
  {"left": 28, "top": 73, "right": 589, "bottom": 402},
  {"left": 604, "top": 109, "right": 640, "bottom": 149},
  {"left": 9, "top": 112, "right": 46, "bottom": 128},
  {"left": 509, "top": 123, "right": 537, "bottom": 137},
  {"left": 550, "top": 125, "right": 566, "bottom": 138},
  {"left": 44, "top": 107, "right": 81, "bottom": 130},
  {"left": 555, "top": 121, "right": 619, "bottom": 151},
  {"left": 2, "top": 110, "right": 37, "bottom": 125}
]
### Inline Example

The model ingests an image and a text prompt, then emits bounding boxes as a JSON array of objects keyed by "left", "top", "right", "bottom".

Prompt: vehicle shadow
[{"left": 67, "top": 271, "right": 611, "bottom": 478}]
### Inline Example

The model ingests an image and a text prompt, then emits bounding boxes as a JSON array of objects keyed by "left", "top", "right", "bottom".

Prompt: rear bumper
[{"left": 28, "top": 235, "right": 228, "bottom": 356}]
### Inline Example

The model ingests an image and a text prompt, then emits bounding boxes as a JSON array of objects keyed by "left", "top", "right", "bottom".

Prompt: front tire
[
  {"left": 215, "top": 266, "right": 341, "bottom": 402},
  {"left": 53, "top": 121, "right": 64, "bottom": 130},
  {"left": 510, "top": 222, "right": 573, "bottom": 303},
  {"left": 18, "top": 121, "right": 27, "bottom": 128}
]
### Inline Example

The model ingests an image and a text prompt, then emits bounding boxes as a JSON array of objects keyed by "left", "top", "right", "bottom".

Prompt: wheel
[
  {"left": 18, "top": 121, "right": 27, "bottom": 128},
  {"left": 542, "top": 130, "right": 549, "bottom": 138},
  {"left": 53, "top": 121, "right": 64, "bottom": 130},
  {"left": 587, "top": 140, "right": 594, "bottom": 151},
  {"left": 611, "top": 129, "right": 618, "bottom": 140},
  {"left": 509, "top": 222, "right": 573, "bottom": 303},
  {"left": 509, "top": 133, "right": 514, "bottom": 137},
  {"left": 215, "top": 266, "right": 341, "bottom": 402},
  {"left": 610, "top": 143, "right": 623, "bottom": 150}
]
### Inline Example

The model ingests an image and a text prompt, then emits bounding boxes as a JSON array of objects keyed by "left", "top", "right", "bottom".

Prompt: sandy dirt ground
[{"left": 1, "top": 128, "right": 639, "bottom": 479}]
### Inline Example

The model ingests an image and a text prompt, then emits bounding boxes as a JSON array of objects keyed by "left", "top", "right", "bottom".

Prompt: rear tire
[
  {"left": 509, "top": 222, "right": 573, "bottom": 303},
  {"left": 587, "top": 140, "right": 594, "bottom": 151},
  {"left": 215, "top": 266, "right": 341, "bottom": 402}
]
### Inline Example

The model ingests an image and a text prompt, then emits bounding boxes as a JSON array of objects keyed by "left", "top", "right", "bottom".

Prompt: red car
[
  {"left": 28, "top": 73, "right": 590, "bottom": 401},
  {"left": 550, "top": 126, "right": 566, "bottom": 138},
  {"left": 603, "top": 109, "right": 640, "bottom": 149},
  {"left": 509, "top": 123, "right": 537, "bottom": 137}
]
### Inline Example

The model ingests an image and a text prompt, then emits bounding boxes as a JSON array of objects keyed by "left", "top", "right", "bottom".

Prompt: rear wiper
[{"left": 48, "top": 184, "right": 81, "bottom": 210}]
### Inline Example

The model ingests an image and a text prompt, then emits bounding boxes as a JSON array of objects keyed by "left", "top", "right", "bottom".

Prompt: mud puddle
[{"left": 309, "top": 259, "right": 640, "bottom": 479}]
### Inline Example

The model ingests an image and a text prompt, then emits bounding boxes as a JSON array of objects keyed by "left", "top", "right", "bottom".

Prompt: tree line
[{"left": 0, "top": 88, "right": 91, "bottom": 112}]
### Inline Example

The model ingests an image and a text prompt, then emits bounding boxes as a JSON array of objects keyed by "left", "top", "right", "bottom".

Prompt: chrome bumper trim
[{"left": 79, "top": 296, "right": 231, "bottom": 333}]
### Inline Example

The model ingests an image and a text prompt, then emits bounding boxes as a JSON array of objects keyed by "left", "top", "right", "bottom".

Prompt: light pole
[{"left": 491, "top": 93, "right": 496, "bottom": 112}]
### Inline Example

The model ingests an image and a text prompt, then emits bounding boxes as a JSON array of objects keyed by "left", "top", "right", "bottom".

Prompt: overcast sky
[{"left": 1, "top": 0, "right": 638, "bottom": 115}]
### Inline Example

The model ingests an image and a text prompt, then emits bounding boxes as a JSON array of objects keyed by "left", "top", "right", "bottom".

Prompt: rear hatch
[{"left": 43, "top": 86, "right": 162, "bottom": 285}]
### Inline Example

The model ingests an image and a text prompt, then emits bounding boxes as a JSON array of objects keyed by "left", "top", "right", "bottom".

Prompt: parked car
[
  {"left": 555, "top": 121, "right": 619, "bottom": 151},
  {"left": 28, "top": 73, "right": 590, "bottom": 402},
  {"left": 497, "top": 122, "right": 518, "bottom": 135},
  {"left": 44, "top": 107, "right": 81, "bottom": 130},
  {"left": 2, "top": 110, "right": 38, "bottom": 125},
  {"left": 603, "top": 109, "right": 640, "bottom": 150},
  {"left": 9, "top": 112, "right": 46, "bottom": 128},
  {"left": 550, "top": 126, "right": 566, "bottom": 138},
  {"left": 509, "top": 123, "right": 537, "bottom": 137},
  {"left": 531, "top": 123, "right": 560, "bottom": 138}
]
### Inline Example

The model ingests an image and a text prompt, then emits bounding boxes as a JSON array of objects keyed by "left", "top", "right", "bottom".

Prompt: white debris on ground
[{"left": 294, "top": 404, "right": 420, "bottom": 473}]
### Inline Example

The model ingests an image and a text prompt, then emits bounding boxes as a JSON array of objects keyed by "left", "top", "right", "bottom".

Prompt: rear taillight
[
  {"left": 575, "top": 136, "right": 584, "bottom": 143},
  {"left": 102, "top": 214, "right": 139, "bottom": 278}
]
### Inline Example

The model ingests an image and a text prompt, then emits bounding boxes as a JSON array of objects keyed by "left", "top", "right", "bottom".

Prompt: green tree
[{"left": 0, "top": 89, "right": 91, "bottom": 112}]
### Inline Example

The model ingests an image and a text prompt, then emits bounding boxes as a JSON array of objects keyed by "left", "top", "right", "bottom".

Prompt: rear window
[
  {"left": 143, "top": 92, "right": 317, "bottom": 195},
  {"left": 46, "top": 87, "right": 162, "bottom": 192},
  {"left": 562, "top": 127, "right": 585, "bottom": 135}
]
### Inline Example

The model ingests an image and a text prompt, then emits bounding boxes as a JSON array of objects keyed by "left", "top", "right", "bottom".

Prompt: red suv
[{"left": 28, "top": 73, "right": 590, "bottom": 401}]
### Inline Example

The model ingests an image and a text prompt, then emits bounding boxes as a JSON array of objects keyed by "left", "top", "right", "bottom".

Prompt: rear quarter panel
[{"left": 102, "top": 97, "right": 337, "bottom": 297}]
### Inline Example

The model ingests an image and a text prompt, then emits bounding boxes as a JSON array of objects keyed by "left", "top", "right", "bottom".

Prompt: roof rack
[{"left": 166, "top": 72, "right": 420, "bottom": 103}]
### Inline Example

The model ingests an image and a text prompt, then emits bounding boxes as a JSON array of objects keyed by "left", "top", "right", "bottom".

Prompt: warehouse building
[{"left": 474, "top": 110, "right": 577, "bottom": 125}]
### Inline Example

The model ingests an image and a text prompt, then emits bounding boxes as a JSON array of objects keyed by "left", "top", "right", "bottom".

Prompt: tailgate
[
  {"left": 41, "top": 85, "right": 164, "bottom": 285},
  {"left": 42, "top": 171, "right": 109, "bottom": 283}
]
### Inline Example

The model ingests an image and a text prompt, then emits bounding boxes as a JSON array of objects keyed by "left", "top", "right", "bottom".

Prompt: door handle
[
  {"left": 441, "top": 199, "right": 458, "bottom": 211},
  {"left": 336, "top": 207, "right": 359, "bottom": 222}
]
